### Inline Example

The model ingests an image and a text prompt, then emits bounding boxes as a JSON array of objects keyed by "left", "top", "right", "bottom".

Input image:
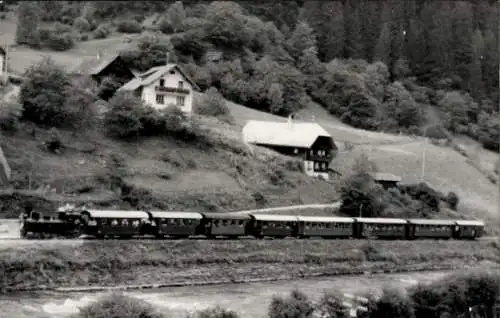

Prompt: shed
[{"left": 369, "top": 172, "right": 402, "bottom": 189}]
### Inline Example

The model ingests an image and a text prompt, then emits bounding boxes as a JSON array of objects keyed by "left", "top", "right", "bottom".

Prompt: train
[{"left": 18, "top": 205, "right": 485, "bottom": 240}]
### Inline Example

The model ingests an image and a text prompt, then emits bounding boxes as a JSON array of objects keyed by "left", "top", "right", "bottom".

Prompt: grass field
[
  {"left": 0, "top": 14, "right": 498, "bottom": 225},
  {"left": 0, "top": 239, "right": 498, "bottom": 292}
]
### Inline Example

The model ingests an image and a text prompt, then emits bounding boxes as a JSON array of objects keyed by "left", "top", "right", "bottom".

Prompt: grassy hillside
[{"left": 0, "top": 12, "right": 497, "bottom": 226}]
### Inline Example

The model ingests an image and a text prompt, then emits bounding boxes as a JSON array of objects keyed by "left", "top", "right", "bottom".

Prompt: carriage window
[
  {"left": 178, "top": 219, "right": 185, "bottom": 226},
  {"left": 222, "top": 220, "right": 228, "bottom": 226},
  {"left": 111, "top": 219, "right": 118, "bottom": 226},
  {"left": 122, "top": 219, "right": 129, "bottom": 226},
  {"left": 214, "top": 220, "right": 220, "bottom": 226},
  {"left": 238, "top": 220, "right": 244, "bottom": 226},
  {"left": 132, "top": 220, "right": 140, "bottom": 227},
  {"left": 187, "top": 219, "right": 192, "bottom": 225}
]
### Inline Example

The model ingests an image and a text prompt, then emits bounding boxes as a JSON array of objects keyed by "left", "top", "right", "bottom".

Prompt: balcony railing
[
  {"left": 305, "top": 153, "right": 334, "bottom": 162},
  {"left": 155, "top": 86, "right": 190, "bottom": 94}
]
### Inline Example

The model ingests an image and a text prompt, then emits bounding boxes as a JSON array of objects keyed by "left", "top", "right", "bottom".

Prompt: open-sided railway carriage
[
  {"left": 248, "top": 214, "right": 298, "bottom": 238},
  {"left": 18, "top": 206, "right": 486, "bottom": 241},
  {"left": 199, "top": 213, "right": 250, "bottom": 238},
  {"left": 354, "top": 218, "right": 407, "bottom": 239},
  {"left": 148, "top": 211, "right": 203, "bottom": 238},
  {"left": 79, "top": 210, "right": 150, "bottom": 238},
  {"left": 296, "top": 216, "right": 354, "bottom": 239}
]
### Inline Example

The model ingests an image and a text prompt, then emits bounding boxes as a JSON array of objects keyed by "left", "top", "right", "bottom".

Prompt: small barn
[
  {"left": 68, "top": 53, "right": 136, "bottom": 87},
  {"left": 369, "top": 172, "right": 402, "bottom": 190},
  {"left": 242, "top": 118, "right": 337, "bottom": 180}
]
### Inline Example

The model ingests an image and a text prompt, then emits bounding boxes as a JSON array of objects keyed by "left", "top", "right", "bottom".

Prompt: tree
[
  {"left": 382, "top": 81, "right": 423, "bottom": 130},
  {"left": 373, "top": 23, "right": 391, "bottom": 66},
  {"left": 316, "top": 291, "right": 349, "bottom": 318},
  {"left": 20, "top": 57, "right": 71, "bottom": 127},
  {"left": 286, "top": 20, "right": 317, "bottom": 60},
  {"left": 468, "top": 29, "right": 485, "bottom": 99},
  {"left": 15, "top": 2, "right": 40, "bottom": 46},
  {"left": 437, "top": 91, "right": 471, "bottom": 133},
  {"left": 104, "top": 92, "right": 144, "bottom": 139},
  {"left": 120, "top": 33, "right": 177, "bottom": 72},
  {"left": 267, "top": 83, "right": 284, "bottom": 114}
]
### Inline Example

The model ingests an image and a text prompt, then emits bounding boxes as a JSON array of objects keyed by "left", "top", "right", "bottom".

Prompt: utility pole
[{"left": 420, "top": 128, "right": 429, "bottom": 183}]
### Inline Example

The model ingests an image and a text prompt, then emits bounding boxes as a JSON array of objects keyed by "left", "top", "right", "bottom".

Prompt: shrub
[
  {"left": 74, "top": 292, "right": 164, "bottom": 318},
  {"left": 268, "top": 289, "right": 315, "bottom": 318},
  {"left": 195, "top": 306, "right": 239, "bottom": 318},
  {"left": 20, "top": 57, "right": 71, "bottom": 127},
  {"left": 196, "top": 87, "right": 233, "bottom": 121},
  {"left": 74, "top": 16, "right": 91, "bottom": 33},
  {"left": 98, "top": 76, "right": 123, "bottom": 101},
  {"left": 316, "top": 291, "right": 349, "bottom": 318},
  {"left": 446, "top": 191, "right": 459, "bottom": 210},
  {"left": 44, "top": 127, "right": 64, "bottom": 153},
  {"left": 93, "top": 23, "right": 112, "bottom": 39},
  {"left": 104, "top": 92, "right": 145, "bottom": 139},
  {"left": 368, "top": 288, "right": 415, "bottom": 318},
  {"left": 0, "top": 100, "right": 23, "bottom": 132},
  {"left": 116, "top": 19, "right": 143, "bottom": 34}
]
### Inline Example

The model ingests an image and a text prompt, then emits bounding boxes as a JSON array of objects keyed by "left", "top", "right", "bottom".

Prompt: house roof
[
  {"left": 369, "top": 172, "right": 402, "bottom": 182},
  {"left": 68, "top": 53, "right": 124, "bottom": 76},
  {"left": 118, "top": 64, "right": 200, "bottom": 92},
  {"left": 242, "top": 120, "right": 335, "bottom": 149}
]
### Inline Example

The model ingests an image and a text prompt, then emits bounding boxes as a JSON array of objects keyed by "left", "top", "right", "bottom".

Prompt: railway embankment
[{"left": 1, "top": 239, "right": 498, "bottom": 293}]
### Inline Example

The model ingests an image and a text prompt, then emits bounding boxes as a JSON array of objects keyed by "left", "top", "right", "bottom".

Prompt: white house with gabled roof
[{"left": 118, "top": 63, "right": 200, "bottom": 115}]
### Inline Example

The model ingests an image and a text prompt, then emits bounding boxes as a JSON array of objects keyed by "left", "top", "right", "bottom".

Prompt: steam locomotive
[{"left": 18, "top": 205, "right": 485, "bottom": 240}]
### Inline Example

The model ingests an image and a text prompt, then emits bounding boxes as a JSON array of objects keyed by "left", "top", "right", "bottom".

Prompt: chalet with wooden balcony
[
  {"left": 242, "top": 118, "right": 337, "bottom": 180},
  {"left": 118, "top": 63, "right": 200, "bottom": 114}
]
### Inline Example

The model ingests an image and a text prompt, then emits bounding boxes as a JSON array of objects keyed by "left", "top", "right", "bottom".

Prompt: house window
[
  {"left": 294, "top": 148, "right": 298, "bottom": 154},
  {"left": 314, "top": 162, "right": 319, "bottom": 170},
  {"left": 178, "top": 81, "right": 184, "bottom": 88},
  {"left": 156, "top": 94, "right": 165, "bottom": 104},
  {"left": 159, "top": 79, "right": 165, "bottom": 87},
  {"left": 176, "top": 96, "right": 185, "bottom": 106}
]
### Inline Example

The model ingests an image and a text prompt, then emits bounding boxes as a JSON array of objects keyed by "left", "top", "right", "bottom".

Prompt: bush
[
  {"left": 20, "top": 57, "right": 71, "bottom": 127},
  {"left": 368, "top": 288, "right": 415, "bottom": 318},
  {"left": 74, "top": 16, "right": 91, "bottom": 33},
  {"left": 74, "top": 292, "right": 164, "bottom": 318},
  {"left": 196, "top": 87, "right": 233, "bottom": 122},
  {"left": 0, "top": 100, "right": 23, "bottom": 132},
  {"left": 195, "top": 306, "right": 240, "bottom": 318},
  {"left": 116, "top": 19, "right": 143, "bottom": 34},
  {"left": 93, "top": 23, "right": 112, "bottom": 39},
  {"left": 410, "top": 270, "right": 500, "bottom": 318},
  {"left": 44, "top": 127, "right": 64, "bottom": 153},
  {"left": 446, "top": 191, "right": 459, "bottom": 210},
  {"left": 35, "top": 23, "right": 76, "bottom": 51},
  {"left": 316, "top": 291, "right": 349, "bottom": 318},
  {"left": 268, "top": 289, "right": 315, "bottom": 318},
  {"left": 104, "top": 92, "right": 146, "bottom": 139}
]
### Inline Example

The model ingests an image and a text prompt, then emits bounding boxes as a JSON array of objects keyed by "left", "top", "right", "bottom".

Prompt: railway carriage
[
  {"left": 354, "top": 217, "right": 407, "bottom": 239},
  {"left": 248, "top": 214, "right": 298, "bottom": 238},
  {"left": 296, "top": 216, "right": 355, "bottom": 239},
  {"left": 199, "top": 213, "right": 250, "bottom": 238},
  {"left": 79, "top": 210, "right": 150, "bottom": 238},
  {"left": 147, "top": 211, "right": 203, "bottom": 238},
  {"left": 407, "top": 219, "right": 455, "bottom": 240},
  {"left": 454, "top": 220, "right": 484, "bottom": 240}
]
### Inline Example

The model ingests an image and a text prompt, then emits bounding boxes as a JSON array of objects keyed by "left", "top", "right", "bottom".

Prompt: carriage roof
[
  {"left": 147, "top": 211, "right": 203, "bottom": 219},
  {"left": 455, "top": 220, "right": 485, "bottom": 226},
  {"left": 81, "top": 209, "right": 149, "bottom": 219},
  {"left": 201, "top": 213, "right": 251, "bottom": 220},
  {"left": 296, "top": 216, "right": 354, "bottom": 223},
  {"left": 407, "top": 219, "right": 456, "bottom": 225},
  {"left": 354, "top": 217, "right": 407, "bottom": 224},
  {"left": 249, "top": 214, "right": 299, "bottom": 222}
]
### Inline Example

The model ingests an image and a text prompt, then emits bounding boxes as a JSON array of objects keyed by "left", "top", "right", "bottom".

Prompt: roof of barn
[{"left": 242, "top": 120, "right": 335, "bottom": 149}]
